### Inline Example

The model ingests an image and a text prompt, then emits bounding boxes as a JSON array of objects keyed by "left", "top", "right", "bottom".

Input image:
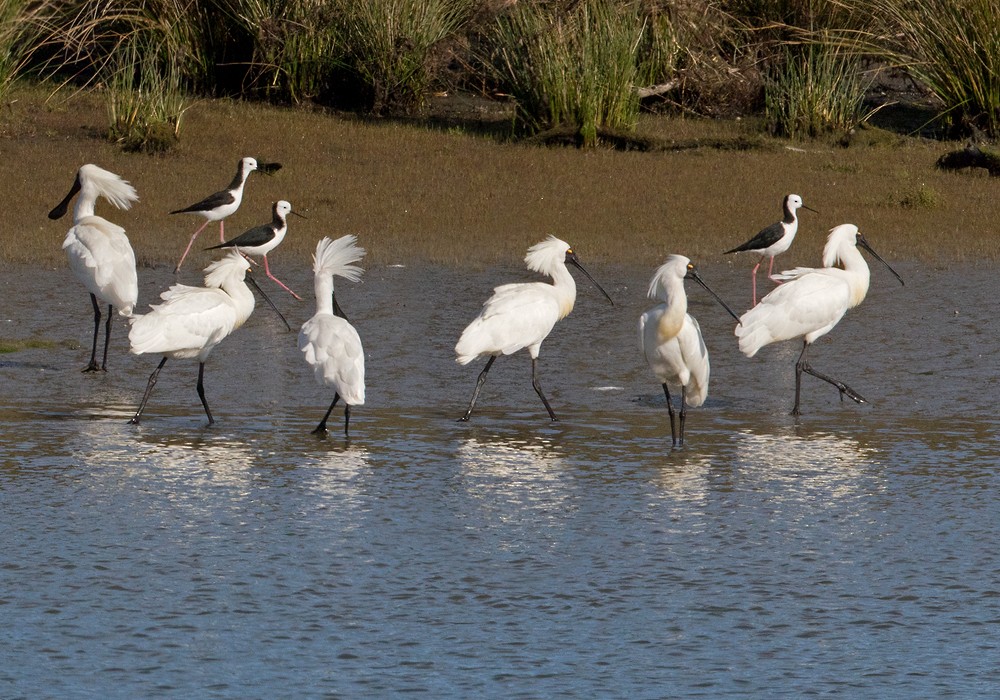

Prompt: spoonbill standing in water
[
  {"left": 170, "top": 156, "right": 281, "bottom": 272},
  {"left": 127, "top": 251, "right": 280, "bottom": 425},
  {"left": 735, "top": 223, "right": 904, "bottom": 415},
  {"left": 455, "top": 236, "right": 614, "bottom": 422},
  {"left": 48, "top": 164, "right": 139, "bottom": 372},
  {"left": 299, "top": 235, "right": 366, "bottom": 437},
  {"left": 205, "top": 200, "right": 304, "bottom": 300},
  {"left": 724, "top": 193, "right": 817, "bottom": 305},
  {"left": 639, "top": 255, "right": 741, "bottom": 446}
]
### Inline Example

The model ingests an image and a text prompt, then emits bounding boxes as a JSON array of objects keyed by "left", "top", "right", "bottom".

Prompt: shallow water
[{"left": 1, "top": 259, "right": 999, "bottom": 697}]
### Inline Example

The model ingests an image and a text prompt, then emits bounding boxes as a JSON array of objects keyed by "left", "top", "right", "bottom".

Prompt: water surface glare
[{"left": 1, "top": 261, "right": 999, "bottom": 697}]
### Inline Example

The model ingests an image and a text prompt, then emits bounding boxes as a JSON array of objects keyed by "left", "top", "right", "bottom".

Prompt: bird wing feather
[
  {"left": 170, "top": 189, "right": 236, "bottom": 215},
  {"left": 62, "top": 216, "right": 138, "bottom": 315},
  {"left": 455, "top": 283, "right": 559, "bottom": 363},
  {"left": 726, "top": 221, "right": 784, "bottom": 254},
  {"left": 129, "top": 287, "right": 237, "bottom": 358},
  {"left": 207, "top": 223, "right": 274, "bottom": 250},
  {"left": 736, "top": 269, "right": 851, "bottom": 356},
  {"left": 298, "top": 314, "right": 366, "bottom": 405}
]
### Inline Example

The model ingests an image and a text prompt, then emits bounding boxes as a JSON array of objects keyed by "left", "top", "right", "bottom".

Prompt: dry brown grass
[{"left": 4, "top": 83, "right": 999, "bottom": 273}]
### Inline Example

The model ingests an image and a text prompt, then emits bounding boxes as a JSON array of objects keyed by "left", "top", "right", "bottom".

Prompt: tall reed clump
[
  {"left": 765, "top": 43, "right": 876, "bottom": 139},
  {"left": 0, "top": 0, "right": 49, "bottom": 101},
  {"left": 33, "top": 0, "right": 207, "bottom": 150},
  {"left": 487, "top": 0, "right": 649, "bottom": 146},
  {"left": 847, "top": 0, "right": 1000, "bottom": 137},
  {"left": 222, "top": 0, "right": 341, "bottom": 104},
  {"left": 105, "top": 33, "right": 187, "bottom": 152},
  {"left": 331, "top": 0, "right": 477, "bottom": 115}
]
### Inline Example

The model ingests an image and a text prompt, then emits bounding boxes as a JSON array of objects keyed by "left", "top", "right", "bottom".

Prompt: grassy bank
[{"left": 5, "top": 85, "right": 998, "bottom": 271}]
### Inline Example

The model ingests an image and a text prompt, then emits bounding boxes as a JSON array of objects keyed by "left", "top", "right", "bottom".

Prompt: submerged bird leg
[
  {"left": 460, "top": 355, "right": 496, "bottom": 422},
  {"left": 313, "top": 394, "right": 340, "bottom": 434},
  {"left": 344, "top": 403, "right": 351, "bottom": 438},
  {"left": 175, "top": 219, "right": 212, "bottom": 273},
  {"left": 262, "top": 255, "right": 302, "bottom": 301},
  {"left": 83, "top": 293, "right": 103, "bottom": 372},
  {"left": 196, "top": 362, "right": 215, "bottom": 425},
  {"left": 662, "top": 383, "right": 678, "bottom": 446},
  {"left": 100, "top": 304, "right": 113, "bottom": 371},
  {"left": 793, "top": 342, "right": 867, "bottom": 416},
  {"left": 129, "top": 357, "right": 168, "bottom": 424},
  {"left": 679, "top": 385, "right": 688, "bottom": 446},
  {"left": 531, "top": 357, "right": 558, "bottom": 422}
]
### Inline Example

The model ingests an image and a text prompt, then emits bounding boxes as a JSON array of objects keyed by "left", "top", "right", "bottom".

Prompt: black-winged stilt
[
  {"left": 205, "top": 199, "right": 304, "bottom": 300},
  {"left": 735, "top": 224, "right": 904, "bottom": 415},
  {"left": 724, "top": 193, "right": 817, "bottom": 305},
  {"left": 170, "top": 157, "right": 281, "bottom": 273}
]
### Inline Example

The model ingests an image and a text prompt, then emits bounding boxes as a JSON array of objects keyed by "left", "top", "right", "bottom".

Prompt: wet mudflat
[{"left": 1, "top": 259, "right": 998, "bottom": 697}]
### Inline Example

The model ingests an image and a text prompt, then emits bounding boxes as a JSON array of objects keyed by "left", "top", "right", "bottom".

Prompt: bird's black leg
[
  {"left": 196, "top": 362, "right": 215, "bottom": 425},
  {"left": 129, "top": 357, "right": 167, "bottom": 424},
  {"left": 344, "top": 403, "right": 351, "bottom": 438},
  {"left": 793, "top": 342, "right": 807, "bottom": 416},
  {"left": 794, "top": 341, "right": 867, "bottom": 416},
  {"left": 460, "top": 356, "right": 495, "bottom": 422},
  {"left": 531, "top": 357, "right": 558, "bottom": 422},
  {"left": 313, "top": 394, "right": 340, "bottom": 434},
  {"left": 100, "top": 304, "right": 113, "bottom": 371},
  {"left": 83, "top": 293, "right": 102, "bottom": 372},
  {"left": 662, "top": 383, "right": 677, "bottom": 446},
  {"left": 679, "top": 385, "right": 688, "bottom": 446}
]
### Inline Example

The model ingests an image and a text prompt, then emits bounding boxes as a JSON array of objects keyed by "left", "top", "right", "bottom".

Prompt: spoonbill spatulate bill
[
  {"left": 639, "top": 255, "right": 741, "bottom": 446},
  {"left": 455, "top": 236, "right": 614, "bottom": 422},
  {"left": 735, "top": 223, "right": 904, "bottom": 415},
  {"left": 298, "top": 235, "right": 366, "bottom": 437},
  {"left": 48, "top": 164, "right": 139, "bottom": 372},
  {"left": 724, "top": 193, "right": 817, "bottom": 306}
]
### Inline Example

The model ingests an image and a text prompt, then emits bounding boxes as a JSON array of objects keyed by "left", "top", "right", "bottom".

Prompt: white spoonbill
[
  {"left": 170, "top": 157, "right": 281, "bottom": 272},
  {"left": 639, "top": 256, "right": 741, "bottom": 446},
  {"left": 724, "top": 193, "right": 817, "bottom": 305},
  {"left": 205, "top": 200, "right": 304, "bottom": 300},
  {"left": 48, "top": 164, "right": 139, "bottom": 372},
  {"left": 455, "top": 236, "right": 614, "bottom": 422},
  {"left": 735, "top": 223, "right": 904, "bottom": 415},
  {"left": 127, "top": 251, "right": 280, "bottom": 425},
  {"left": 298, "top": 235, "right": 366, "bottom": 436}
]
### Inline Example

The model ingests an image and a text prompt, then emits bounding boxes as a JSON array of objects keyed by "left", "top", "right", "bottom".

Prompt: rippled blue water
[{"left": 1, "top": 261, "right": 998, "bottom": 697}]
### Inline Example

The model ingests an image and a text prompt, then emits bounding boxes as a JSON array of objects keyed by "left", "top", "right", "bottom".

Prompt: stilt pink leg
[
  {"left": 263, "top": 255, "right": 302, "bottom": 300},
  {"left": 175, "top": 219, "right": 212, "bottom": 273},
  {"left": 219, "top": 220, "right": 226, "bottom": 243},
  {"left": 767, "top": 256, "right": 784, "bottom": 285},
  {"left": 750, "top": 258, "right": 762, "bottom": 306}
]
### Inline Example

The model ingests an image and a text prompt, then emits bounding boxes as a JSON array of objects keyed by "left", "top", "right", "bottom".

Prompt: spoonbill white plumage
[
  {"left": 205, "top": 200, "right": 304, "bottom": 299},
  {"left": 639, "top": 256, "right": 741, "bottom": 446},
  {"left": 455, "top": 236, "right": 614, "bottom": 422},
  {"left": 127, "top": 251, "right": 277, "bottom": 425},
  {"left": 725, "top": 193, "right": 817, "bottom": 305},
  {"left": 735, "top": 223, "right": 904, "bottom": 415},
  {"left": 170, "top": 157, "right": 281, "bottom": 272},
  {"left": 298, "top": 235, "right": 366, "bottom": 436},
  {"left": 47, "top": 164, "right": 139, "bottom": 372}
]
